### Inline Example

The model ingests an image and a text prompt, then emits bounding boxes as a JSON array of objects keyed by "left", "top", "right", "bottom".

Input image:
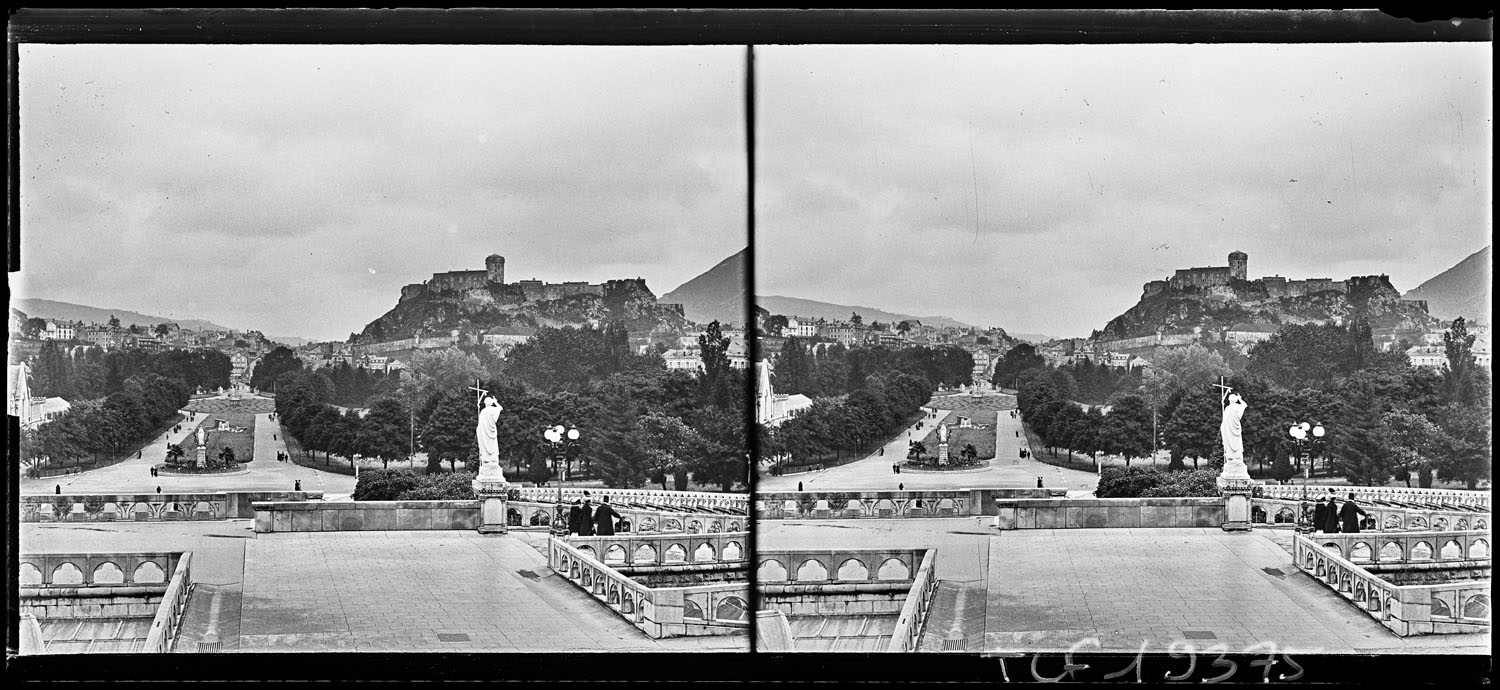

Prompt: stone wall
[
  {"left": 761, "top": 583, "right": 911, "bottom": 617},
  {"left": 253, "top": 500, "right": 477, "bottom": 533},
  {"left": 757, "top": 488, "right": 1059, "bottom": 520},
  {"left": 991, "top": 497, "right": 1226, "bottom": 530}
]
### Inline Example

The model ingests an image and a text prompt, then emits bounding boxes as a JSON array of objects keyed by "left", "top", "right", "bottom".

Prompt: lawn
[
  {"left": 179, "top": 411, "right": 258, "bottom": 464},
  {"left": 185, "top": 397, "right": 276, "bottom": 415},
  {"left": 927, "top": 393, "right": 1017, "bottom": 414},
  {"left": 916, "top": 424, "right": 996, "bottom": 460}
]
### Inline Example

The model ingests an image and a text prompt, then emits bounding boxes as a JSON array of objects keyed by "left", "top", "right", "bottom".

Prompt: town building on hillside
[
  {"left": 781, "top": 318, "right": 818, "bottom": 339},
  {"left": 41, "top": 322, "right": 75, "bottom": 341},
  {"left": 1406, "top": 346, "right": 1448, "bottom": 369},
  {"left": 482, "top": 325, "right": 537, "bottom": 358},
  {"left": 6, "top": 363, "right": 71, "bottom": 430},
  {"left": 1223, "top": 322, "right": 1280, "bottom": 349}
]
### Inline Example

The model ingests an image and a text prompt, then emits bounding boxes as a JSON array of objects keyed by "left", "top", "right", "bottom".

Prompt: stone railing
[
  {"left": 1294, "top": 532, "right": 1491, "bottom": 636},
  {"left": 252, "top": 500, "right": 476, "bottom": 533},
  {"left": 1302, "top": 530, "right": 1492, "bottom": 566},
  {"left": 991, "top": 497, "right": 1226, "bottom": 530},
  {"left": 1252, "top": 496, "right": 1490, "bottom": 533},
  {"left": 21, "top": 491, "right": 323, "bottom": 522},
  {"left": 1259, "top": 484, "right": 1489, "bottom": 509},
  {"left": 887, "top": 549, "right": 939, "bottom": 652},
  {"left": 19, "top": 551, "right": 192, "bottom": 654},
  {"left": 756, "top": 547, "right": 930, "bottom": 584},
  {"left": 756, "top": 489, "right": 1059, "bottom": 520},
  {"left": 562, "top": 532, "right": 747, "bottom": 569},
  {"left": 142, "top": 552, "right": 193, "bottom": 653},
  {"left": 508, "top": 500, "right": 745, "bottom": 534},
  {"left": 513, "top": 487, "right": 747, "bottom": 514},
  {"left": 547, "top": 536, "right": 750, "bottom": 639},
  {"left": 19, "top": 552, "right": 186, "bottom": 591}
]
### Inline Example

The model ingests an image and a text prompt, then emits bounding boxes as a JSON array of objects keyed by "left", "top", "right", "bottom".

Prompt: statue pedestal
[
  {"left": 937, "top": 442, "right": 950, "bottom": 466},
  {"left": 195, "top": 445, "right": 207, "bottom": 469},
  {"left": 1217, "top": 475, "right": 1255, "bottom": 532},
  {"left": 473, "top": 468, "right": 510, "bottom": 535}
]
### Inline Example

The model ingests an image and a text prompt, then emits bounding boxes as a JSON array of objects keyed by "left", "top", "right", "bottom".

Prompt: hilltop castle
[
  {"left": 1141, "top": 251, "right": 1396, "bottom": 301},
  {"left": 399, "top": 254, "right": 642, "bottom": 304}
]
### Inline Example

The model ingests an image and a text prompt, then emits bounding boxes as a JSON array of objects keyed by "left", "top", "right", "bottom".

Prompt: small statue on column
[{"left": 473, "top": 392, "right": 510, "bottom": 534}]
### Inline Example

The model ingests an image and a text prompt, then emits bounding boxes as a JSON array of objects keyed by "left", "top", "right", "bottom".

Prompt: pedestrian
[
  {"left": 1322, "top": 496, "right": 1341, "bottom": 534},
  {"left": 295, "top": 480, "right": 301, "bottom": 492},
  {"left": 879, "top": 448, "right": 884, "bottom": 456},
  {"left": 55, "top": 484, "right": 61, "bottom": 495},
  {"left": 578, "top": 499, "right": 595, "bottom": 536},
  {"left": 567, "top": 499, "right": 585, "bottom": 536},
  {"left": 1036, "top": 477, "right": 1044, "bottom": 489},
  {"left": 593, "top": 496, "right": 621, "bottom": 536},
  {"left": 137, "top": 450, "right": 142, "bottom": 458},
  {"left": 1313, "top": 496, "right": 1328, "bottom": 532},
  {"left": 156, "top": 486, "right": 162, "bottom": 494},
  {"left": 1015, "top": 431, "right": 1019, "bottom": 438},
  {"left": 1340, "top": 492, "right": 1369, "bottom": 534},
  {"left": 899, "top": 483, "right": 904, "bottom": 491},
  {"left": 273, "top": 434, "right": 277, "bottom": 440}
]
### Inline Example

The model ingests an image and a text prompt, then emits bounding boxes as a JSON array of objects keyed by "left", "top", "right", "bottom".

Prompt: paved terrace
[
  {"left": 759, "top": 519, "right": 1491, "bottom": 654},
  {"left": 21, "top": 521, "right": 745, "bottom": 653},
  {"left": 759, "top": 406, "right": 1100, "bottom": 494}
]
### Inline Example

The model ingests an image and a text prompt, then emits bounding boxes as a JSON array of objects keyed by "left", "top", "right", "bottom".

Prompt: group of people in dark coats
[
  {"left": 1313, "top": 489, "right": 1369, "bottom": 533},
  {"left": 566, "top": 492, "right": 622, "bottom": 536}
]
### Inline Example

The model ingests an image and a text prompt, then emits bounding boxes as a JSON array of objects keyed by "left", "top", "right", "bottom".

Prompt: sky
[
  {"left": 15, "top": 44, "right": 748, "bottom": 341},
  {"left": 755, "top": 42, "right": 1492, "bottom": 338}
]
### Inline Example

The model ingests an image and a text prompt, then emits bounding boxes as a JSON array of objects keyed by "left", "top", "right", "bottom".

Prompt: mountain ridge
[{"left": 1402, "top": 245, "right": 1491, "bottom": 322}]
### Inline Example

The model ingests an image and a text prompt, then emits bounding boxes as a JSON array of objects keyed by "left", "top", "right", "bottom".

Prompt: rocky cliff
[
  {"left": 354, "top": 278, "right": 689, "bottom": 345},
  {"left": 1097, "top": 275, "right": 1437, "bottom": 341}
]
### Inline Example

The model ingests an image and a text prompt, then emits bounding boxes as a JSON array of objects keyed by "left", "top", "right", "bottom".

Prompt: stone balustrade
[
  {"left": 21, "top": 491, "right": 323, "bottom": 522},
  {"left": 1252, "top": 496, "right": 1490, "bottom": 533},
  {"left": 991, "top": 497, "right": 1226, "bottom": 530},
  {"left": 887, "top": 550, "right": 938, "bottom": 652},
  {"left": 547, "top": 536, "right": 750, "bottom": 639},
  {"left": 19, "top": 552, "right": 186, "bottom": 592},
  {"left": 20, "top": 551, "right": 193, "bottom": 654},
  {"left": 756, "top": 548, "right": 930, "bottom": 584},
  {"left": 512, "top": 487, "right": 748, "bottom": 514},
  {"left": 1302, "top": 530, "right": 1492, "bottom": 566},
  {"left": 507, "top": 500, "right": 745, "bottom": 534},
  {"left": 252, "top": 500, "right": 477, "bottom": 533},
  {"left": 142, "top": 552, "right": 193, "bottom": 653},
  {"left": 562, "top": 532, "right": 748, "bottom": 570},
  {"left": 1294, "top": 532, "right": 1491, "bottom": 636},
  {"left": 1259, "top": 484, "right": 1489, "bottom": 509}
]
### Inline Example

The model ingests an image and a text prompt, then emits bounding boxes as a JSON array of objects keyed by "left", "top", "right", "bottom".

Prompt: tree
[
  {"left": 697, "top": 320, "right": 732, "bottom": 407},
  {"left": 1101, "top": 394, "right": 1154, "bottom": 465},
  {"left": 108, "top": 315, "right": 121, "bottom": 330},
  {"left": 218, "top": 446, "right": 236, "bottom": 467},
  {"left": 1161, "top": 386, "right": 1222, "bottom": 469},
  {"left": 991, "top": 343, "right": 1046, "bottom": 388},
  {"left": 634, "top": 412, "right": 702, "bottom": 490},
  {"left": 23, "top": 317, "right": 48, "bottom": 338},
  {"left": 360, "top": 397, "right": 412, "bottom": 469},
  {"left": 850, "top": 312, "right": 863, "bottom": 326},
  {"left": 1442, "top": 316, "right": 1481, "bottom": 406},
  {"left": 398, "top": 347, "right": 487, "bottom": 411},
  {"left": 1382, "top": 409, "right": 1441, "bottom": 488},
  {"left": 252, "top": 346, "right": 304, "bottom": 392},
  {"left": 1432, "top": 403, "right": 1492, "bottom": 490},
  {"left": 1332, "top": 393, "right": 1394, "bottom": 487},
  {"left": 154, "top": 323, "right": 172, "bottom": 337},
  {"left": 422, "top": 390, "right": 476, "bottom": 475}
]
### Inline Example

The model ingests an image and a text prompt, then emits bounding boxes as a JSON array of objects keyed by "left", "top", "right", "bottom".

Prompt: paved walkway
[
  {"left": 22, "top": 521, "right": 745, "bottom": 653},
  {"left": 20, "top": 398, "right": 355, "bottom": 497},
  {"left": 759, "top": 407, "right": 1100, "bottom": 493},
  {"left": 759, "top": 520, "right": 1490, "bottom": 655}
]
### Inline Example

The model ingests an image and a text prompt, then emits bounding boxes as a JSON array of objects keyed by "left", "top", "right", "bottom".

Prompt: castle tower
[
  {"left": 1228, "top": 251, "right": 1248, "bottom": 281},
  {"left": 485, "top": 254, "right": 506, "bottom": 284}
]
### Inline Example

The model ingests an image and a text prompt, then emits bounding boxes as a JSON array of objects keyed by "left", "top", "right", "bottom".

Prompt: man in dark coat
[
  {"left": 577, "top": 500, "right": 595, "bottom": 536},
  {"left": 1340, "top": 492, "right": 1368, "bottom": 534},
  {"left": 1312, "top": 496, "right": 1328, "bottom": 532},
  {"left": 1322, "top": 496, "right": 1341, "bottom": 533},
  {"left": 593, "top": 497, "right": 621, "bottom": 536},
  {"left": 567, "top": 499, "right": 585, "bottom": 536}
]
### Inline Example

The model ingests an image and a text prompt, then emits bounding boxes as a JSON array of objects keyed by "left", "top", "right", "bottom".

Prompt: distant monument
[
  {"left": 194, "top": 426, "right": 208, "bottom": 468},
  {"left": 1216, "top": 386, "right": 1253, "bottom": 531},
  {"left": 936, "top": 424, "right": 951, "bottom": 466},
  {"left": 473, "top": 393, "right": 510, "bottom": 534}
]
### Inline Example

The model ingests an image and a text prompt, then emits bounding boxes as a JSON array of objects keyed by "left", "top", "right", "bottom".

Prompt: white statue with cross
[
  {"left": 1216, "top": 377, "right": 1250, "bottom": 481},
  {"left": 473, "top": 380, "right": 507, "bottom": 483}
]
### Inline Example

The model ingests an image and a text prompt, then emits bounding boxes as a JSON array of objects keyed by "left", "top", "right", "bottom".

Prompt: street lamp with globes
[
  {"left": 1288, "top": 421, "right": 1325, "bottom": 533},
  {"left": 544, "top": 424, "right": 580, "bottom": 536}
]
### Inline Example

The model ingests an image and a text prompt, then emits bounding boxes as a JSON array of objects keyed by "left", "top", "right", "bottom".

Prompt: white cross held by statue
[
  {"left": 469, "top": 379, "right": 489, "bottom": 409},
  {"left": 1213, "top": 376, "right": 1233, "bottom": 403}
]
